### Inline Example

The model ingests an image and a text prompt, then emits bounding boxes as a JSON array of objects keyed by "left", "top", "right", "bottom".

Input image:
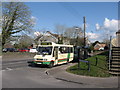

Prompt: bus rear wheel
[
  {"left": 48, "top": 62, "right": 54, "bottom": 68},
  {"left": 66, "top": 59, "right": 69, "bottom": 64}
]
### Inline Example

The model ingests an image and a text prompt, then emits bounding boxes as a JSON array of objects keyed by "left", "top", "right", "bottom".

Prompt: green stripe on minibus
[
  {"left": 67, "top": 53, "right": 70, "bottom": 59},
  {"left": 58, "top": 59, "right": 67, "bottom": 62}
]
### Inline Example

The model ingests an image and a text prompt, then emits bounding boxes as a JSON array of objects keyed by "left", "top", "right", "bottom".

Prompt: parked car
[
  {"left": 2, "top": 48, "right": 17, "bottom": 52},
  {"left": 18, "top": 48, "right": 30, "bottom": 52},
  {"left": 29, "top": 48, "right": 38, "bottom": 53}
]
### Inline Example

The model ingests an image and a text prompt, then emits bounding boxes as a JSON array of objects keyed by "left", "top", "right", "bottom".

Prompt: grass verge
[{"left": 67, "top": 51, "right": 112, "bottom": 77}]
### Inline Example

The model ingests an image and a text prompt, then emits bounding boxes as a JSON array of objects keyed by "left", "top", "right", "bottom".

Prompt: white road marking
[
  {"left": 44, "top": 69, "right": 50, "bottom": 75},
  {"left": 1, "top": 68, "right": 13, "bottom": 72},
  {"left": 6, "top": 68, "right": 13, "bottom": 71}
]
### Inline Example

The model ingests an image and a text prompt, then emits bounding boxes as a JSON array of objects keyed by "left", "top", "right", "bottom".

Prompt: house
[
  {"left": 94, "top": 43, "right": 106, "bottom": 50},
  {"left": 116, "top": 30, "right": 120, "bottom": 47},
  {"left": 34, "top": 31, "right": 92, "bottom": 47},
  {"left": 111, "top": 30, "right": 120, "bottom": 47},
  {"left": 34, "top": 31, "right": 70, "bottom": 45}
]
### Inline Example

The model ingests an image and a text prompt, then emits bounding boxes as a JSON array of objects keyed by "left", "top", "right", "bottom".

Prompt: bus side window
[
  {"left": 65, "top": 47, "right": 69, "bottom": 53},
  {"left": 59, "top": 47, "right": 63, "bottom": 53},
  {"left": 71, "top": 47, "right": 73, "bottom": 53},
  {"left": 59, "top": 47, "right": 69, "bottom": 53},
  {"left": 59, "top": 47, "right": 64, "bottom": 53},
  {"left": 68, "top": 47, "right": 73, "bottom": 53}
]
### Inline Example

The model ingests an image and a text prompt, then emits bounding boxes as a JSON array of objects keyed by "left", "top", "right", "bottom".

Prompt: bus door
[
  {"left": 58, "top": 47, "right": 68, "bottom": 64},
  {"left": 53, "top": 47, "right": 58, "bottom": 64}
]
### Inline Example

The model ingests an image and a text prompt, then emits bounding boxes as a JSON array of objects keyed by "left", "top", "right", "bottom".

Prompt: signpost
[{"left": 79, "top": 59, "right": 90, "bottom": 71}]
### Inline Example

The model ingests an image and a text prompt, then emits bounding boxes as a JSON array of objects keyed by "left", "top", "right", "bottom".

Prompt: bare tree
[
  {"left": 2, "top": 2, "right": 34, "bottom": 47},
  {"left": 54, "top": 24, "right": 66, "bottom": 35},
  {"left": 14, "top": 34, "right": 34, "bottom": 49},
  {"left": 64, "top": 26, "right": 84, "bottom": 46},
  {"left": 54, "top": 24, "right": 66, "bottom": 44},
  {"left": 64, "top": 26, "right": 83, "bottom": 39}
]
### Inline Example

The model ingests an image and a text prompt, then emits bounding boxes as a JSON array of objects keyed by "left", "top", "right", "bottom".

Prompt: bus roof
[{"left": 38, "top": 41, "right": 73, "bottom": 47}]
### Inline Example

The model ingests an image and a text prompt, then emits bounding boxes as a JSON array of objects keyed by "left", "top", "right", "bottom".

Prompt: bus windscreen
[{"left": 37, "top": 46, "right": 52, "bottom": 55}]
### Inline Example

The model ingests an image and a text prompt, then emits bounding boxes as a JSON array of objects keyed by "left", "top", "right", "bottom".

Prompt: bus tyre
[
  {"left": 31, "top": 63, "right": 36, "bottom": 67},
  {"left": 67, "top": 59, "right": 69, "bottom": 64},
  {"left": 48, "top": 62, "right": 54, "bottom": 68}
]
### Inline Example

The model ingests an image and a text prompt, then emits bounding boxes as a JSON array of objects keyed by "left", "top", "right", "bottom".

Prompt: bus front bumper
[{"left": 30, "top": 60, "right": 51, "bottom": 65}]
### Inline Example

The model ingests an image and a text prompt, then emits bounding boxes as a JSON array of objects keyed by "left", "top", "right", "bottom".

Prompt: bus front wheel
[
  {"left": 31, "top": 63, "right": 36, "bottom": 67},
  {"left": 48, "top": 62, "right": 54, "bottom": 68}
]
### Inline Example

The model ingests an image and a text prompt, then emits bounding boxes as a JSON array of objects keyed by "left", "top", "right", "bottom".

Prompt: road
[
  {"left": 2, "top": 58, "right": 92, "bottom": 88},
  {"left": 1, "top": 55, "right": 118, "bottom": 88}
]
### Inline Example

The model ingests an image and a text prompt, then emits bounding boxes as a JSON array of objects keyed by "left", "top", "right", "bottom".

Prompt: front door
[{"left": 53, "top": 47, "right": 58, "bottom": 64}]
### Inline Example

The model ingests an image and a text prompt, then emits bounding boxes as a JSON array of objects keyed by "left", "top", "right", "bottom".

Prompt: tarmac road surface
[
  {"left": 1, "top": 54, "right": 119, "bottom": 88},
  {"left": 2, "top": 61, "right": 98, "bottom": 88}
]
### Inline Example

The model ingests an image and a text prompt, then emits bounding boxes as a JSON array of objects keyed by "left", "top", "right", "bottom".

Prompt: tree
[
  {"left": 64, "top": 26, "right": 83, "bottom": 46},
  {"left": 54, "top": 24, "right": 66, "bottom": 35},
  {"left": 54, "top": 25, "right": 84, "bottom": 46},
  {"left": 88, "top": 44, "right": 94, "bottom": 53},
  {"left": 14, "top": 34, "right": 34, "bottom": 49},
  {"left": 102, "top": 39, "right": 110, "bottom": 48},
  {"left": 54, "top": 24, "right": 66, "bottom": 44},
  {"left": 2, "top": 2, "right": 34, "bottom": 47},
  {"left": 64, "top": 26, "right": 83, "bottom": 39}
]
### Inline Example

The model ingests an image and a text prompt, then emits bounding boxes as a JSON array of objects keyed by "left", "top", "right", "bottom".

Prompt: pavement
[{"left": 47, "top": 63, "right": 119, "bottom": 88}]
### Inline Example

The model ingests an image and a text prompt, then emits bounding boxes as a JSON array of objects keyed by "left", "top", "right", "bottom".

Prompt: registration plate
[{"left": 37, "top": 62, "right": 42, "bottom": 64}]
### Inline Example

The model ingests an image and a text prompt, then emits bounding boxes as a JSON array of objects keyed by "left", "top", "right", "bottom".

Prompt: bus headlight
[{"left": 34, "top": 58, "right": 37, "bottom": 60}]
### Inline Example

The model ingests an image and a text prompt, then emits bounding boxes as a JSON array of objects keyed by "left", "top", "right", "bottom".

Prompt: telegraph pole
[{"left": 83, "top": 16, "right": 86, "bottom": 59}]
